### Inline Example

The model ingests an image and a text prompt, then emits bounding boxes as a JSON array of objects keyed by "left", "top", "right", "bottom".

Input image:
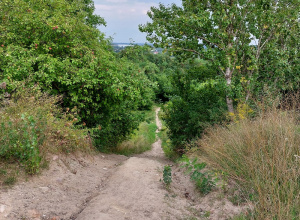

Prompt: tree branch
[
  {"left": 179, "top": 48, "right": 216, "bottom": 63},
  {"left": 196, "top": 35, "right": 225, "bottom": 50}
]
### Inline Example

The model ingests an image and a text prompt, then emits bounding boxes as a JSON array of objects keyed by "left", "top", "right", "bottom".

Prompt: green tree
[
  {"left": 118, "top": 45, "right": 176, "bottom": 102},
  {"left": 139, "top": 0, "right": 299, "bottom": 113},
  {"left": 78, "top": 0, "right": 106, "bottom": 27},
  {"left": 0, "top": 0, "right": 154, "bottom": 149}
]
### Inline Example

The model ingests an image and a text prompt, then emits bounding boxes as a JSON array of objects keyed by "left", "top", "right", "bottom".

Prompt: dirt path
[
  {"left": 74, "top": 108, "right": 190, "bottom": 220},
  {"left": 0, "top": 108, "right": 246, "bottom": 220}
]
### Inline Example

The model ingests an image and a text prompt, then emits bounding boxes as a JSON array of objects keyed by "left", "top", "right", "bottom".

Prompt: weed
[
  {"left": 0, "top": 169, "right": 7, "bottom": 175},
  {"left": 0, "top": 113, "right": 42, "bottom": 174},
  {"left": 3, "top": 176, "right": 16, "bottom": 185},
  {"left": 203, "top": 211, "right": 211, "bottom": 218},
  {"left": 226, "top": 186, "right": 253, "bottom": 206},
  {"left": 163, "top": 165, "right": 172, "bottom": 188},
  {"left": 229, "top": 194, "right": 245, "bottom": 206},
  {"left": 181, "top": 155, "right": 216, "bottom": 195},
  {"left": 186, "top": 206, "right": 204, "bottom": 219},
  {"left": 40, "top": 158, "right": 50, "bottom": 170},
  {"left": 0, "top": 85, "right": 92, "bottom": 179},
  {"left": 171, "top": 194, "right": 177, "bottom": 198},
  {"left": 229, "top": 210, "right": 254, "bottom": 220}
]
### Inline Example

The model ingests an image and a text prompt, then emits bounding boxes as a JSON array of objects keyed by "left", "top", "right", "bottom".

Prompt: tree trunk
[
  {"left": 226, "top": 96, "right": 234, "bottom": 113},
  {"left": 225, "top": 67, "right": 234, "bottom": 113}
]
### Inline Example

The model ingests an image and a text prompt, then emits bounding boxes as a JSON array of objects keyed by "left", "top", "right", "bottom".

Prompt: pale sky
[{"left": 93, "top": 0, "right": 182, "bottom": 43}]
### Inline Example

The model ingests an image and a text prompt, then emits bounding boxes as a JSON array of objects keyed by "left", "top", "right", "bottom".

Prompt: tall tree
[
  {"left": 139, "top": 0, "right": 299, "bottom": 113},
  {"left": 74, "top": 0, "right": 106, "bottom": 28}
]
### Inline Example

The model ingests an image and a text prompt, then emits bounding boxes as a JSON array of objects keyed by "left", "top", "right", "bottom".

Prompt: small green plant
[
  {"left": 0, "top": 114, "right": 42, "bottom": 174},
  {"left": 203, "top": 211, "right": 211, "bottom": 218},
  {"left": 163, "top": 165, "right": 172, "bottom": 188},
  {"left": 0, "top": 169, "right": 7, "bottom": 175},
  {"left": 181, "top": 155, "right": 216, "bottom": 195},
  {"left": 3, "top": 176, "right": 16, "bottom": 185}
]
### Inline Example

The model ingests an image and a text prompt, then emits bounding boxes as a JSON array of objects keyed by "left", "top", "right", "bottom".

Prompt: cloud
[
  {"left": 95, "top": 5, "right": 113, "bottom": 11},
  {"left": 93, "top": 0, "right": 181, "bottom": 42},
  {"left": 95, "top": 2, "right": 155, "bottom": 18}
]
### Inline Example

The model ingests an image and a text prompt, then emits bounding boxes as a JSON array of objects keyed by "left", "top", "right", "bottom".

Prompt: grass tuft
[{"left": 196, "top": 96, "right": 300, "bottom": 219}]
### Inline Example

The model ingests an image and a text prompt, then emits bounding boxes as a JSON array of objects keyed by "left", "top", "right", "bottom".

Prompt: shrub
[
  {"left": 197, "top": 99, "right": 300, "bottom": 219},
  {"left": 91, "top": 110, "right": 145, "bottom": 152},
  {"left": 0, "top": 85, "right": 91, "bottom": 174},
  {"left": 160, "top": 59, "right": 228, "bottom": 154},
  {"left": 0, "top": 114, "right": 42, "bottom": 174},
  {"left": 163, "top": 78, "right": 227, "bottom": 153}
]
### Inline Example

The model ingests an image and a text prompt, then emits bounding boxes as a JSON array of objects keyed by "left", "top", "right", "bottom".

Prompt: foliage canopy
[{"left": 140, "top": 0, "right": 299, "bottom": 111}]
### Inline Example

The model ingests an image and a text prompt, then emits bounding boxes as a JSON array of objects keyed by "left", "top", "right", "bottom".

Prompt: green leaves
[
  {"left": 162, "top": 59, "right": 227, "bottom": 151},
  {"left": 181, "top": 155, "right": 216, "bottom": 195},
  {"left": 0, "top": 114, "right": 42, "bottom": 174},
  {"left": 163, "top": 165, "right": 172, "bottom": 188},
  {"left": 140, "top": 0, "right": 299, "bottom": 107},
  {"left": 0, "top": 0, "right": 158, "bottom": 150}
]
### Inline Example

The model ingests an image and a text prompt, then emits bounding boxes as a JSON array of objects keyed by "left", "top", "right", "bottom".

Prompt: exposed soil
[{"left": 0, "top": 108, "right": 248, "bottom": 220}]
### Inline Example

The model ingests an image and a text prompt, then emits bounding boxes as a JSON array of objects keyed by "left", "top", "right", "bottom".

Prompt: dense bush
[
  {"left": 91, "top": 110, "right": 145, "bottom": 151},
  {"left": 162, "top": 60, "right": 228, "bottom": 153}
]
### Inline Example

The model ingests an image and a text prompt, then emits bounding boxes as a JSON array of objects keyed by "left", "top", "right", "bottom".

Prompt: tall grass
[
  {"left": 197, "top": 98, "right": 300, "bottom": 219},
  {"left": 114, "top": 109, "right": 157, "bottom": 156}
]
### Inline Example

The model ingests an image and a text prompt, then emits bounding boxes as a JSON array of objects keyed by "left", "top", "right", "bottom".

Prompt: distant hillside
[
  {"left": 112, "top": 43, "right": 153, "bottom": 47},
  {"left": 111, "top": 43, "right": 164, "bottom": 53}
]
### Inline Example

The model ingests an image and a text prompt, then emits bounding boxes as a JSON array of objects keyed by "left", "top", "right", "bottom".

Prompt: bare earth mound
[{"left": 0, "top": 108, "right": 247, "bottom": 220}]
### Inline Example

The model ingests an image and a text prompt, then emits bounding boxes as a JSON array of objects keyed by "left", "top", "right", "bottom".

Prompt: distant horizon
[{"left": 111, "top": 42, "right": 152, "bottom": 45}]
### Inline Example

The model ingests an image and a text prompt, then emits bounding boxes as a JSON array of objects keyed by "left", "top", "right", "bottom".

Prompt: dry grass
[
  {"left": 0, "top": 85, "right": 94, "bottom": 182},
  {"left": 4, "top": 86, "right": 93, "bottom": 154},
  {"left": 196, "top": 97, "right": 300, "bottom": 219}
]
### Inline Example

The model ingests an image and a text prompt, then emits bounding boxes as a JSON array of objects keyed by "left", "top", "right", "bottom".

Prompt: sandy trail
[
  {"left": 75, "top": 107, "right": 188, "bottom": 220},
  {"left": 0, "top": 108, "right": 246, "bottom": 220}
]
